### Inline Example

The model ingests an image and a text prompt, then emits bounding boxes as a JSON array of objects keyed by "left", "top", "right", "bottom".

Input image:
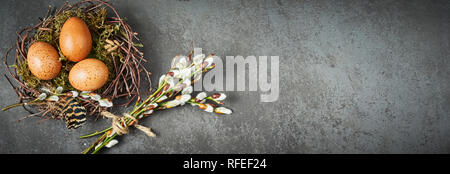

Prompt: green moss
[
  {"left": 16, "top": 57, "right": 41, "bottom": 89},
  {"left": 19, "top": 7, "right": 124, "bottom": 93}
]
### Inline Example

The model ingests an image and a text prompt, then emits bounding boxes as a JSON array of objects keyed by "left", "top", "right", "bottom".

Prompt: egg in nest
[
  {"left": 27, "top": 41, "right": 62, "bottom": 80},
  {"left": 59, "top": 17, "right": 92, "bottom": 62},
  {"left": 69, "top": 58, "right": 109, "bottom": 91}
]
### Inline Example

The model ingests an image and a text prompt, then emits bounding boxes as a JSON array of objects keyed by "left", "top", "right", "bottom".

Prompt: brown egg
[
  {"left": 59, "top": 17, "right": 92, "bottom": 62},
  {"left": 69, "top": 58, "right": 109, "bottom": 91},
  {"left": 27, "top": 41, "right": 62, "bottom": 80}
]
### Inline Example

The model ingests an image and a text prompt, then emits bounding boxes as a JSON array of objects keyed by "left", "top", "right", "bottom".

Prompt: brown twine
[{"left": 101, "top": 111, "right": 156, "bottom": 137}]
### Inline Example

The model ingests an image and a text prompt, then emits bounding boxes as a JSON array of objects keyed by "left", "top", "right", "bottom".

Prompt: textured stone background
[{"left": 0, "top": 0, "right": 449, "bottom": 153}]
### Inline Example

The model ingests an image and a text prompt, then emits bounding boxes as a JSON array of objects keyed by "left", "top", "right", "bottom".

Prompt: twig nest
[
  {"left": 27, "top": 41, "right": 62, "bottom": 80},
  {"left": 69, "top": 58, "right": 109, "bottom": 91},
  {"left": 3, "top": 0, "right": 150, "bottom": 119},
  {"left": 59, "top": 17, "right": 92, "bottom": 62}
]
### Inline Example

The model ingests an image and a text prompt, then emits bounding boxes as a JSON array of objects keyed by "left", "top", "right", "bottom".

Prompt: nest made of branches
[{"left": 3, "top": 0, "right": 151, "bottom": 119}]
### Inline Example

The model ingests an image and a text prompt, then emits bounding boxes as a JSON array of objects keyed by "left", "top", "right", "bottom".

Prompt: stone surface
[{"left": 0, "top": 0, "right": 449, "bottom": 153}]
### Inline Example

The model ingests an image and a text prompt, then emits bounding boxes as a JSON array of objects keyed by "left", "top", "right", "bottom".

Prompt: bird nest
[{"left": 2, "top": 0, "right": 150, "bottom": 126}]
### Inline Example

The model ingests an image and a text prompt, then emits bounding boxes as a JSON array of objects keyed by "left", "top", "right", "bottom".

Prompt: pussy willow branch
[
  {"left": 81, "top": 81, "right": 167, "bottom": 154},
  {"left": 80, "top": 54, "right": 217, "bottom": 154}
]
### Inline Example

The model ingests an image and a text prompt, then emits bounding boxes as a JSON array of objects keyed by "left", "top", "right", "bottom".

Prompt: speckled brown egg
[
  {"left": 59, "top": 17, "right": 92, "bottom": 62},
  {"left": 69, "top": 58, "right": 109, "bottom": 91},
  {"left": 27, "top": 41, "right": 62, "bottom": 80}
]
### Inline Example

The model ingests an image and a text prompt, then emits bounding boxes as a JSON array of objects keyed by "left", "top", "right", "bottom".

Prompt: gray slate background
[{"left": 0, "top": 0, "right": 449, "bottom": 154}]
